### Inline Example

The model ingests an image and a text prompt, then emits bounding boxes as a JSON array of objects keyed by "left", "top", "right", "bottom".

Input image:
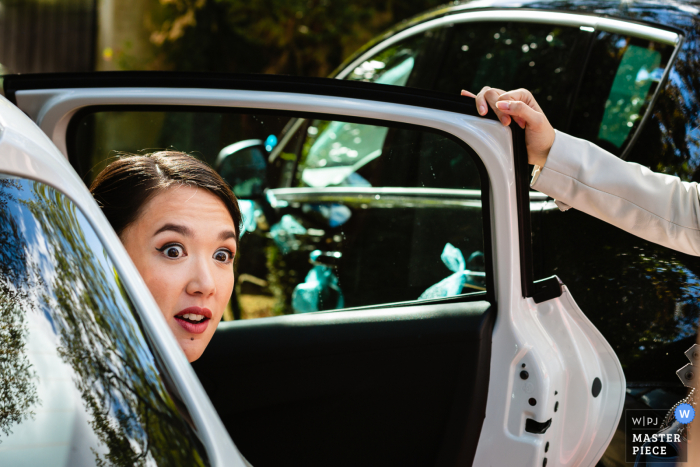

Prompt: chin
[{"left": 181, "top": 339, "right": 206, "bottom": 362}]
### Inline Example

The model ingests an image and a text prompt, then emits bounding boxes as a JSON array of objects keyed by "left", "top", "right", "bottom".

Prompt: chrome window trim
[
  {"left": 269, "top": 186, "right": 483, "bottom": 199},
  {"left": 335, "top": 9, "right": 680, "bottom": 80},
  {"left": 266, "top": 188, "right": 547, "bottom": 209},
  {"left": 268, "top": 187, "right": 547, "bottom": 199}
]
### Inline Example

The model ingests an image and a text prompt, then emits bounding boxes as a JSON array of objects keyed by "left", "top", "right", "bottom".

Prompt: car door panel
[
  {"left": 4, "top": 74, "right": 625, "bottom": 466},
  {"left": 193, "top": 300, "right": 494, "bottom": 467}
]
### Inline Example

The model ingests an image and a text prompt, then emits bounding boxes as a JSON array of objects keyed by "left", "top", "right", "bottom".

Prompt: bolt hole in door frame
[{"left": 6, "top": 74, "right": 625, "bottom": 466}]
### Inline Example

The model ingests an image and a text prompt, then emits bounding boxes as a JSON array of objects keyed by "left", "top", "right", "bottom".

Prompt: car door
[
  {"left": 0, "top": 92, "right": 246, "bottom": 466},
  {"left": 4, "top": 73, "right": 625, "bottom": 467}
]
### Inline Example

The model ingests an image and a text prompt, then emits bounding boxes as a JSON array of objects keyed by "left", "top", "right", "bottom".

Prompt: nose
[{"left": 185, "top": 255, "right": 217, "bottom": 297}]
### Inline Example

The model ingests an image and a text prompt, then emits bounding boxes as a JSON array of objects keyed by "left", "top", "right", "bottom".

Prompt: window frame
[
  {"left": 333, "top": 9, "right": 682, "bottom": 160},
  {"left": 66, "top": 104, "right": 498, "bottom": 309}
]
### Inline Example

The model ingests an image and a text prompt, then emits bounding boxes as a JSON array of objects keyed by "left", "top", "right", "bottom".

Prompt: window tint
[
  {"left": 70, "top": 109, "right": 487, "bottom": 321},
  {"left": 570, "top": 32, "right": 675, "bottom": 155},
  {"left": 344, "top": 33, "right": 427, "bottom": 85},
  {"left": 346, "top": 21, "right": 677, "bottom": 158},
  {"left": 71, "top": 110, "right": 289, "bottom": 185},
  {"left": 297, "top": 120, "right": 481, "bottom": 190},
  {"left": 414, "top": 22, "right": 590, "bottom": 132},
  {"left": 273, "top": 121, "right": 486, "bottom": 314},
  {"left": 0, "top": 177, "right": 208, "bottom": 466}
]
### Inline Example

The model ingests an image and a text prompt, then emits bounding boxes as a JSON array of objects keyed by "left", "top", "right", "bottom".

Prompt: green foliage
[{"left": 144, "top": 0, "right": 446, "bottom": 76}]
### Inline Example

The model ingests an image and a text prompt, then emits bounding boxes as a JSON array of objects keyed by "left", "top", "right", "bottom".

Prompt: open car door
[{"left": 5, "top": 73, "right": 625, "bottom": 466}]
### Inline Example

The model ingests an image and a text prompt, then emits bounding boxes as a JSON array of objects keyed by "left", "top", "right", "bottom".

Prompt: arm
[
  {"left": 533, "top": 130, "right": 700, "bottom": 256},
  {"left": 462, "top": 87, "right": 700, "bottom": 257}
]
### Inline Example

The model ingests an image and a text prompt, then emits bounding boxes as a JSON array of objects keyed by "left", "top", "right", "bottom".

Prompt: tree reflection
[
  {"left": 1, "top": 179, "right": 207, "bottom": 466},
  {"left": 0, "top": 179, "right": 38, "bottom": 442}
]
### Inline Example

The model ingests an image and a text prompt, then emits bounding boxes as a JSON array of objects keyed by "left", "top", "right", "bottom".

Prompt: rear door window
[
  {"left": 0, "top": 176, "right": 208, "bottom": 466},
  {"left": 431, "top": 21, "right": 591, "bottom": 128},
  {"left": 69, "top": 109, "right": 488, "bottom": 320},
  {"left": 570, "top": 32, "right": 675, "bottom": 155},
  {"left": 341, "top": 19, "right": 677, "bottom": 157}
]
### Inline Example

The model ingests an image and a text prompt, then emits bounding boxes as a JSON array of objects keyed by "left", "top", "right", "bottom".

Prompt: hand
[{"left": 461, "top": 87, "right": 555, "bottom": 168}]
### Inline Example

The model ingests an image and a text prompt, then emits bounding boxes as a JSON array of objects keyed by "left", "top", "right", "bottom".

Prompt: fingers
[
  {"left": 474, "top": 86, "right": 512, "bottom": 125},
  {"left": 462, "top": 87, "right": 541, "bottom": 128},
  {"left": 497, "top": 89, "right": 542, "bottom": 113},
  {"left": 495, "top": 100, "right": 544, "bottom": 129}
]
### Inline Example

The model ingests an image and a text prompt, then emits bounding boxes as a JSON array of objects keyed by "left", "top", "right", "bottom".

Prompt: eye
[
  {"left": 157, "top": 243, "right": 185, "bottom": 259},
  {"left": 214, "top": 249, "right": 233, "bottom": 263}
]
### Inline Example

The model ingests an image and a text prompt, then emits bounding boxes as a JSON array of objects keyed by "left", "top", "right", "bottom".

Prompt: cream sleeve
[{"left": 530, "top": 130, "right": 700, "bottom": 256}]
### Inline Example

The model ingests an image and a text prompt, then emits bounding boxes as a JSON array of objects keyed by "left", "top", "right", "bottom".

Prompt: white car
[{"left": 0, "top": 75, "right": 623, "bottom": 466}]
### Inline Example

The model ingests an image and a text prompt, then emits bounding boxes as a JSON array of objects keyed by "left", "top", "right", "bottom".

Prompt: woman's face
[{"left": 120, "top": 185, "right": 236, "bottom": 362}]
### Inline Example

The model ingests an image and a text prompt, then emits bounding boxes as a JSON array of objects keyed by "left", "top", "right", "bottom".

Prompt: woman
[
  {"left": 462, "top": 87, "right": 700, "bottom": 256},
  {"left": 90, "top": 151, "right": 241, "bottom": 362}
]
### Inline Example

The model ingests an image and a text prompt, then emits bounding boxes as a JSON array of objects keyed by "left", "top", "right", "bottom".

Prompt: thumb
[{"left": 495, "top": 100, "right": 545, "bottom": 129}]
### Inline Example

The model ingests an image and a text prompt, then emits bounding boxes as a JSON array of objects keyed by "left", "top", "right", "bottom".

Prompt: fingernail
[
  {"left": 496, "top": 101, "right": 510, "bottom": 110},
  {"left": 479, "top": 105, "right": 486, "bottom": 115},
  {"left": 501, "top": 116, "right": 509, "bottom": 125}
]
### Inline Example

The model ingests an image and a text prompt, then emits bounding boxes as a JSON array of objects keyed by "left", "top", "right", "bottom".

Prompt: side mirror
[{"left": 216, "top": 139, "right": 268, "bottom": 199}]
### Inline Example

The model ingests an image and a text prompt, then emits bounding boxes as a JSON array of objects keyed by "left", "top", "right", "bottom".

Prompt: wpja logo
[
  {"left": 675, "top": 404, "right": 695, "bottom": 424},
  {"left": 626, "top": 409, "right": 688, "bottom": 463}
]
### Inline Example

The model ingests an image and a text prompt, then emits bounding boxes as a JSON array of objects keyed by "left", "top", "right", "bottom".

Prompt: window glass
[
  {"left": 344, "top": 33, "right": 426, "bottom": 85},
  {"left": 0, "top": 177, "right": 208, "bottom": 466},
  {"left": 403, "top": 22, "right": 590, "bottom": 132},
  {"left": 72, "top": 110, "right": 289, "bottom": 185},
  {"left": 275, "top": 121, "right": 486, "bottom": 314},
  {"left": 346, "top": 22, "right": 676, "bottom": 157},
  {"left": 297, "top": 120, "right": 481, "bottom": 190},
  {"left": 70, "top": 110, "right": 487, "bottom": 321},
  {"left": 571, "top": 32, "right": 674, "bottom": 155}
]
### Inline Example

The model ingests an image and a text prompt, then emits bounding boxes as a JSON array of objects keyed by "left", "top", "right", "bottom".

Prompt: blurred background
[{"left": 0, "top": 0, "right": 446, "bottom": 77}]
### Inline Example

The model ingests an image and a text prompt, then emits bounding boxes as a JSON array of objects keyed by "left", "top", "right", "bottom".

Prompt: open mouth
[
  {"left": 176, "top": 313, "right": 210, "bottom": 324},
  {"left": 174, "top": 307, "right": 212, "bottom": 334}
]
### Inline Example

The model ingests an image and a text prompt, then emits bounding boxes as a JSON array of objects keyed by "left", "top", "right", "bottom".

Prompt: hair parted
[{"left": 89, "top": 151, "right": 241, "bottom": 246}]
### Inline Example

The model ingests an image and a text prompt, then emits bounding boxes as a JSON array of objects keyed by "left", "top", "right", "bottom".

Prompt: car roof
[
  {"left": 333, "top": 0, "right": 696, "bottom": 76},
  {"left": 435, "top": 0, "right": 697, "bottom": 32}
]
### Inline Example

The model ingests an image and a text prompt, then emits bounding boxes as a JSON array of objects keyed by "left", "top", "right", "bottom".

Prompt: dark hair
[{"left": 90, "top": 151, "right": 241, "bottom": 247}]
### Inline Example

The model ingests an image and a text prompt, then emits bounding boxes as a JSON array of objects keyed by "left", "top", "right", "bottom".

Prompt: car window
[
  {"left": 359, "top": 22, "right": 592, "bottom": 138},
  {"left": 344, "top": 32, "right": 427, "bottom": 85},
  {"left": 272, "top": 120, "right": 486, "bottom": 315},
  {"left": 297, "top": 119, "right": 481, "bottom": 190},
  {"left": 570, "top": 31, "right": 675, "bottom": 155},
  {"left": 69, "top": 109, "right": 488, "bottom": 320},
  {"left": 344, "top": 21, "right": 676, "bottom": 157},
  {"left": 70, "top": 110, "right": 291, "bottom": 185},
  {"left": 0, "top": 177, "right": 208, "bottom": 466}
]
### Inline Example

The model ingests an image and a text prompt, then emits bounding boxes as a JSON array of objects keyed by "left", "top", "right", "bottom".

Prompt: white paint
[
  {"left": 7, "top": 86, "right": 625, "bottom": 466},
  {"left": 0, "top": 93, "right": 247, "bottom": 467}
]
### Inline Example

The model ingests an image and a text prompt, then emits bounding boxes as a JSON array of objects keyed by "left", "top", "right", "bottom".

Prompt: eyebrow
[
  {"left": 218, "top": 230, "right": 237, "bottom": 242},
  {"left": 154, "top": 223, "right": 193, "bottom": 237}
]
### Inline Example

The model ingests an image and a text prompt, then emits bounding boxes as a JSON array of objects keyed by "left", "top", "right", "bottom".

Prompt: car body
[{"left": 0, "top": 72, "right": 627, "bottom": 466}]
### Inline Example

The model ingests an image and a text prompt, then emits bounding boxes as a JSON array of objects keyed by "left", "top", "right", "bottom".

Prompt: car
[
  {"left": 1, "top": 1, "right": 696, "bottom": 465},
  {"left": 0, "top": 71, "right": 627, "bottom": 466}
]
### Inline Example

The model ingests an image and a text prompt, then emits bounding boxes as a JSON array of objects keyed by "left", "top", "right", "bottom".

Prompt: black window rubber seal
[
  {"left": 3, "top": 71, "right": 495, "bottom": 122},
  {"left": 511, "top": 121, "right": 535, "bottom": 298}
]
